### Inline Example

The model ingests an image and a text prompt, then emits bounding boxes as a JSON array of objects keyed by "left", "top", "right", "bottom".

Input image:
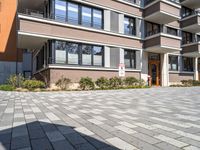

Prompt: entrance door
[{"left": 149, "top": 61, "right": 160, "bottom": 86}]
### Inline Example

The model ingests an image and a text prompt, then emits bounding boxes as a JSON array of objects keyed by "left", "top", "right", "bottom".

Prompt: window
[
  {"left": 124, "top": 0, "right": 137, "bottom": 4},
  {"left": 55, "top": 41, "right": 67, "bottom": 64},
  {"left": 124, "top": 50, "right": 136, "bottom": 68},
  {"left": 145, "top": 22, "right": 160, "bottom": 37},
  {"left": 169, "top": 55, "right": 178, "bottom": 71},
  {"left": 81, "top": 6, "right": 92, "bottom": 27},
  {"left": 53, "top": 41, "right": 104, "bottom": 67},
  {"left": 93, "top": 46, "right": 103, "bottom": 66},
  {"left": 55, "top": 0, "right": 66, "bottom": 21},
  {"left": 124, "top": 16, "right": 136, "bottom": 35},
  {"left": 67, "top": 43, "right": 79, "bottom": 65},
  {"left": 183, "top": 57, "right": 194, "bottom": 72},
  {"left": 93, "top": 9, "right": 103, "bottom": 29},
  {"left": 182, "top": 6, "right": 194, "bottom": 18},
  {"left": 182, "top": 32, "right": 193, "bottom": 44},
  {"left": 82, "top": 45, "right": 92, "bottom": 65},
  {"left": 167, "top": 27, "right": 178, "bottom": 36},
  {"left": 67, "top": 2, "right": 79, "bottom": 24}
]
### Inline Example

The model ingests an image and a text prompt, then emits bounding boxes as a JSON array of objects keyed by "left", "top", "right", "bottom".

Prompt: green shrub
[
  {"left": 123, "top": 77, "right": 138, "bottom": 86},
  {"left": 0, "top": 85, "right": 15, "bottom": 91},
  {"left": 56, "top": 76, "right": 71, "bottom": 90},
  {"left": 109, "top": 77, "right": 123, "bottom": 88},
  {"left": 138, "top": 79, "right": 146, "bottom": 87},
  {"left": 7, "top": 74, "right": 25, "bottom": 88},
  {"left": 95, "top": 77, "right": 109, "bottom": 89},
  {"left": 181, "top": 80, "right": 200, "bottom": 87},
  {"left": 22, "top": 80, "right": 45, "bottom": 90},
  {"left": 193, "top": 80, "right": 200, "bottom": 86},
  {"left": 79, "top": 77, "right": 95, "bottom": 90}
]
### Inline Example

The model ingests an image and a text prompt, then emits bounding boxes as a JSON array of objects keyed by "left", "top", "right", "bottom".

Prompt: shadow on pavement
[{"left": 0, "top": 121, "right": 120, "bottom": 150}]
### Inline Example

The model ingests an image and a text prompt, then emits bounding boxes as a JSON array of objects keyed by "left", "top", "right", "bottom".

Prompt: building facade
[{"left": 1, "top": 0, "right": 200, "bottom": 86}]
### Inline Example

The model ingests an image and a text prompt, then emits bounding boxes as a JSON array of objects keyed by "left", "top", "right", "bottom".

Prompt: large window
[
  {"left": 55, "top": 41, "right": 67, "bottom": 64},
  {"left": 145, "top": 22, "right": 160, "bottom": 37},
  {"left": 53, "top": 41, "right": 104, "bottom": 67},
  {"left": 182, "top": 6, "right": 194, "bottom": 18},
  {"left": 67, "top": 43, "right": 79, "bottom": 65},
  {"left": 54, "top": 1, "right": 103, "bottom": 29},
  {"left": 55, "top": 0, "right": 66, "bottom": 21},
  {"left": 169, "top": 55, "right": 178, "bottom": 71},
  {"left": 67, "top": 2, "right": 79, "bottom": 24},
  {"left": 124, "top": 50, "right": 136, "bottom": 69},
  {"left": 182, "top": 32, "right": 193, "bottom": 44},
  {"left": 183, "top": 57, "right": 194, "bottom": 72},
  {"left": 82, "top": 45, "right": 92, "bottom": 65},
  {"left": 124, "top": 16, "right": 136, "bottom": 35}
]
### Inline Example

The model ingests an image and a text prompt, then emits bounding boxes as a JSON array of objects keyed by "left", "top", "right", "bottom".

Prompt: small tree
[
  {"left": 7, "top": 74, "right": 25, "bottom": 88},
  {"left": 56, "top": 76, "right": 71, "bottom": 90}
]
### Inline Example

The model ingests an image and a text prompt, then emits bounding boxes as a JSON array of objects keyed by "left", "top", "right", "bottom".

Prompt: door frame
[{"left": 148, "top": 60, "right": 161, "bottom": 86}]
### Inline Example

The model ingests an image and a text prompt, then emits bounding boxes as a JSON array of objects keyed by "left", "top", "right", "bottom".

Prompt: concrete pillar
[
  {"left": 194, "top": 57, "right": 199, "bottom": 80},
  {"left": 104, "top": 46, "right": 110, "bottom": 68},
  {"left": 118, "top": 14, "right": 124, "bottom": 34},
  {"left": 119, "top": 48, "right": 124, "bottom": 64},
  {"left": 141, "top": 51, "right": 148, "bottom": 82},
  {"left": 104, "top": 10, "right": 111, "bottom": 31},
  {"left": 161, "top": 53, "right": 169, "bottom": 86}
]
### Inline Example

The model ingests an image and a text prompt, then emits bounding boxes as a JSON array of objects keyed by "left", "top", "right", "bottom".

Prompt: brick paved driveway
[{"left": 0, "top": 87, "right": 200, "bottom": 150}]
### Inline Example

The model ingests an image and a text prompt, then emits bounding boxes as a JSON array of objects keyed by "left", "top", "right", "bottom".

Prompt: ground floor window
[
  {"left": 54, "top": 40, "right": 104, "bottom": 67},
  {"left": 169, "top": 55, "right": 178, "bottom": 71},
  {"left": 124, "top": 50, "right": 136, "bottom": 69},
  {"left": 183, "top": 57, "right": 194, "bottom": 72}
]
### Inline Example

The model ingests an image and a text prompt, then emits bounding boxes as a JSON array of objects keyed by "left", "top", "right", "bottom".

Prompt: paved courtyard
[{"left": 0, "top": 87, "right": 200, "bottom": 150}]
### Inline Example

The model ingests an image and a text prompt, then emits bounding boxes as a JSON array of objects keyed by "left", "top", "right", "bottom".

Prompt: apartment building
[{"left": 0, "top": 0, "right": 200, "bottom": 86}]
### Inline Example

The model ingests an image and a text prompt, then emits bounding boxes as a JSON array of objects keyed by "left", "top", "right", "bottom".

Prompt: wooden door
[{"left": 149, "top": 61, "right": 160, "bottom": 86}]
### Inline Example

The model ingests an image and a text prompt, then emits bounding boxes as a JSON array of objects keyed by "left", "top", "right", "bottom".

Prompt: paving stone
[
  {"left": 11, "top": 135, "right": 30, "bottom": 150},
  {"left": 31, "top": 138, "right": 53, "bottom": 150},
  {"left": 52, "top": 140, "right": 75, "bottom": 150},
  {"left": 46, "top": 131, "right": 65, "bottom": 142}
]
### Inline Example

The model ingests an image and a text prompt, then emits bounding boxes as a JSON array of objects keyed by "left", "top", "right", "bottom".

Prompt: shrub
[
  {"left": 108, "top": 77, "right": 123, "bottom": 88},
  {"left": 138, "top": 79, "right": 146, "bottom": 87},
  {"left": 0, "top": 85, "right": 15, "bottom": 91},
  {"left": 181, "top": 80, "right": 200, "bottom": 87},
  {"left": 56, "top": 76, "right": 71, "bottom": 90},
  {"left": 22, "top": 80, "right": 45, "bottom": 90},
  {"left": 123, "top": 77, "right": 138, "bottom": 86},
  {"left": 79, "top": 77, "right": 95, "bottom": 90},
  {"left": 7, "top": 74, "right": 25, "bottom": 88},
  {"left": 95, "top": 77, "right": 109, "bottom": 89}
]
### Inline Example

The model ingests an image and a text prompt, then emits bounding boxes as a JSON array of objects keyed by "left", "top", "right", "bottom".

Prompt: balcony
[
  {"left": 144, "top": 30, "right": 181, "bottom": 53},
  {"left": 180, "top": 0, "right": 200, "bottom": 9},
  {"left": 182, "top": 40, "right": 200, "bottom": 57},
  {"left": 144, "top": 0, "right": 181, "bottom": 24},
  {"left": 181, "top": 12, "right": 200, "bottom": 33}
]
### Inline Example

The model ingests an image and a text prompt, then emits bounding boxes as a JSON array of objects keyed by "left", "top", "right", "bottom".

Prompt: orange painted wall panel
[{"left": 0, "top": 0, "right": 22, "bottom": 61}]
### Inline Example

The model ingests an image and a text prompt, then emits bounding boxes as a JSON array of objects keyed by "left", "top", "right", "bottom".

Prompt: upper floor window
[
  {"left": 68, "top": 2, "right": 79, "bottom": 24},
  {"left": 167, "top": 27, "right": 178, "bottom": 36},
  {"left": 182, "top": 57, "right": 194, "bottom": 72},
  {"left": 124, "top": 16, "right": 136, "bottom": 36},
  {"left": 145, "top": 22, "right": 160, "bottom": 37},
  {"left": 182, "top": 32, "right": 193, "bottom": 44},
  {"left": 124, "top": 50, "right": 136, "bottom": 69},
  {"left": 182, "top": 6, "right": 194, "bottom": 18},
  {"left": 169, "top": 55, "right": 178, "bottom": 71},
  {"left": 55, "top": 0, "right": 67, "bottom": 21},
  {"left": 123, "top": 0, "right": 137, "bottom": 4},
  {"left": 54, "top": 0, "right": 103, "bottom": 29}
]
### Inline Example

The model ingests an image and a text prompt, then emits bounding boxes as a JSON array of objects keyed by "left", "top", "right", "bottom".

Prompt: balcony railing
[
  {"left": 19, "top": 8, "right": 44, "bottom": 18},
  {"left": 182, "top": 10, "right": 200, "bottom": 18}
]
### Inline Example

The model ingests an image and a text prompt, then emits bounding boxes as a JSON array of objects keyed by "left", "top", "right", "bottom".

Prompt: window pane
[
  {"left": 124, "top": 50, "right": 131, "bottom": 68},
  {"left": 55, "top": 0, "right": 66, "bottom": 21},
  {"left": 124, "top": 17, "right": 135, "bottom": 35},
  {"left": 93, "top": 46, "right": 103, "bottom": 66},
  {"left": 68, "top": 43, "right": 79, "bottom": 65},
  {"left": 81, "top": 6, "right": 92, "bottom": 27},
  {"left": 68, "top": 2, "right": 78, "bottom": 24},
  {"left": 93, "top": 9, "right": 102, "bottom": 29},
  {"left": 183, "top": 57, "right": 194, "bottom": 72},
  {"left": 82, "top": 45, "right": 92, "bottom": 65},
  {"left": 55, "top": 41, "right": 67, "bottom": 64},
  {"left": 169, "top": 55, "right": 178, "bottom": 71}
]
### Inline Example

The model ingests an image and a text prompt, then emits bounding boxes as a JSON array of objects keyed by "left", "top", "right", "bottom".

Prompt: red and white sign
[{"left": 118, "top": 63, "right": 125, "bottom": 77}]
